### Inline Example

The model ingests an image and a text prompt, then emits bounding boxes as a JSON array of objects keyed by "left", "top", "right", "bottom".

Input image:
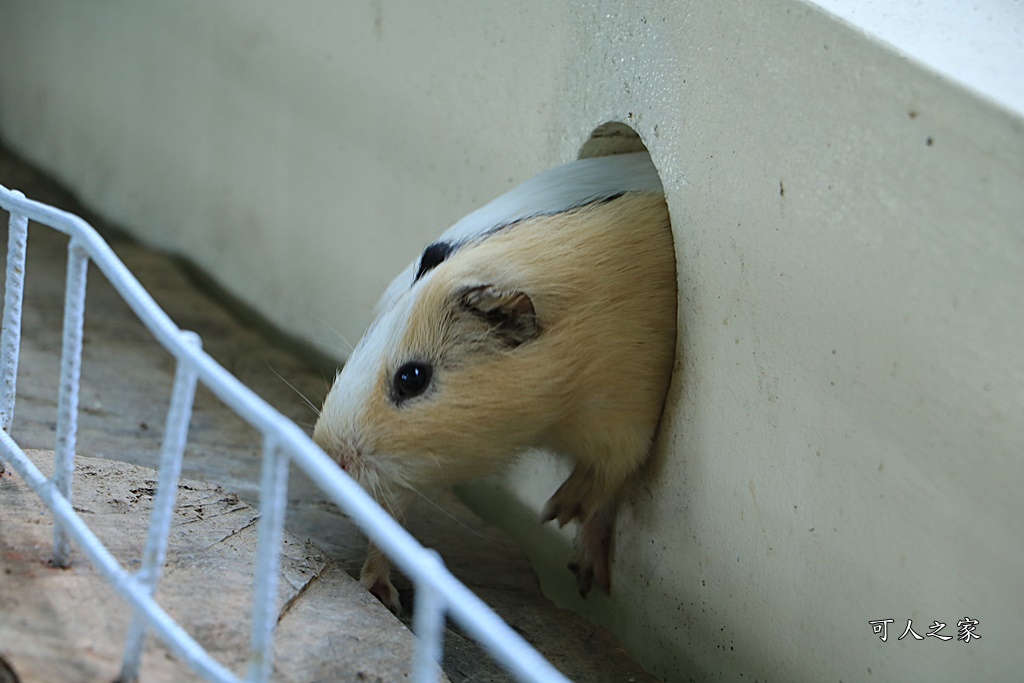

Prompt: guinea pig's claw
[
  {"left": 367, "top": 574, "right": 403, "bottom": 617},
  {"left": 569, "top": 551, "right": 611, "bottom": 598},
  {"left": 361, "top": 546, "right": 404, "bottom": 616},
  {"left": 541, "top": 497, "right": 583, "bottom": 527},
  {"left": 583, "top": 508, "right": 613, "bottom": 594},
  {"left": 543, "top": 466, "right": 607, "bottom": 527},
  {"left": 567, "top": 506, "right": 614, "bottom": 597},
  {"left": 540, "top": 503, "right": 562, "bottom": 526},
  {"left": 567, "top": 560, "right": 594, "bottom": 597}
]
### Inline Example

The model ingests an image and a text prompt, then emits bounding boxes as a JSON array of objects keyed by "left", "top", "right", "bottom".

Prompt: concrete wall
[{"left": 2, "top": 2, "right": 1022, "bottom": 681}]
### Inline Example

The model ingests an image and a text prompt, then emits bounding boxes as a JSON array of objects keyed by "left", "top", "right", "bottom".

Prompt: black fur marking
[
  {"left": 478, "top": 191, "right": 632, "bottom": 242},
  {"left": 409, "top": 192, "right": 635, "bottom": 289},
  {"left": 414, "top": 241, "right": 456, "bottom": 282},
  {"left": 594, "top": 191, "right": 626, "bottom": 205}
]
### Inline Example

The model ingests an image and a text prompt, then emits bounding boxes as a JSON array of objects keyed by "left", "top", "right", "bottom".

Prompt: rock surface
[{"left": 0, "top": 450, "right": 432, "bottom": 682}]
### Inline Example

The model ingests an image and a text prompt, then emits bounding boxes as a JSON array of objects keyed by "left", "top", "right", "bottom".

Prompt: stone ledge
[{"left": 0, "top": 449, "right": 437, "bottom": 683}]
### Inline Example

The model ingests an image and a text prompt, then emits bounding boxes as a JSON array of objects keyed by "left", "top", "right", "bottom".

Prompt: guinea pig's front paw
[
  {"left": 363, "top": 571, "right": 403, "bottom": 616},
  {"left": 541, "top": 466, "right": 599, "bottom": 526},
  {"left": 542, "top": 494, "right": 583, "bottom": 528},
  {"left": 360, "top": 543, "right": 403, "bottom": 616},
  {"left": 568, "top": 505, "right": 615, "bottom": 597}
]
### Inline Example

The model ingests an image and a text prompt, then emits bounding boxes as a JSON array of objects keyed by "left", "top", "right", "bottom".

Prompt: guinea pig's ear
[{"left": 457, "top": 284, "right": 540, "bottom": 348}]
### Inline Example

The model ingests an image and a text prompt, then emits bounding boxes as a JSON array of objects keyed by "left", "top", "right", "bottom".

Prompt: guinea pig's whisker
[
  {"left": 404, "top": 483, "right": 488, "bottom": 541},
  {"left": 309, "top": 338, "right": 351, "bottom": 357},
  {"left": 373, "top": 481, "right": 403, "bottom": 521},
  {"left": 314, "top": 314, "right": 356, "bottom": 354},
  {"left": 265, "top": 362, "right": 321, "bottom": 417},
  {"left": 362, "top": 471, "right": 388, "bottom": 509}
]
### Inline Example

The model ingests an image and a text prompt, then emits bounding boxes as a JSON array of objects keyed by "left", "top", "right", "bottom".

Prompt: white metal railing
[{"left": 0, "top": 184, "right": 571, "bottom": 683}]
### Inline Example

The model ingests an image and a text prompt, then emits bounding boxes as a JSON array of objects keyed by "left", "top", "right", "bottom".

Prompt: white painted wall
[{"left": 1, "top": 2, "right": 1022, "bottom": 681}]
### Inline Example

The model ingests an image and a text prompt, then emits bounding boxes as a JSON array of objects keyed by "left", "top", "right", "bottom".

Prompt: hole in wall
[
  {"left": 577, "top": 119, "right": 680, "bottom": 475},
  {"left": 562, "top": 120, "right": 685, "bottom": 679},
  {"left": 460, "top": 119, "right": 682, "bottom": 679},
  {"left": 577, "top": 121, "right": 649, "bottom": 159}
]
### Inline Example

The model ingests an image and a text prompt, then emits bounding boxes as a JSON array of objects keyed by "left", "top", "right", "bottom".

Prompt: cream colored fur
[{"left": 314, "top": 192, "right": 676, "bottom": 610}]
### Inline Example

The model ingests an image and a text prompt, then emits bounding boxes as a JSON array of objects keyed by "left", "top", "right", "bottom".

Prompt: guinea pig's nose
[
  {"left": 312, "top": 428, "right": 359, "bottom": 474},
  {"left": 330, "top": 441, "right": 361, "bottom": 475}
]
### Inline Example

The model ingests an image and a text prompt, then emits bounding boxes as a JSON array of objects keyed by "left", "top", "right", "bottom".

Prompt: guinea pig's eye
[{"left": 392, "top": 361, "right": 433, "bottom": 403}]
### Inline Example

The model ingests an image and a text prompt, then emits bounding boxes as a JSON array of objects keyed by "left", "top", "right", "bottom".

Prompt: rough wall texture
[{"left": 1, "top": 1, "right": 1022, "bottom": 680}]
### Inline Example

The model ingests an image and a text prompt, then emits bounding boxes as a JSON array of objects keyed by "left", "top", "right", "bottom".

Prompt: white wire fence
[{"left": 0, "top": 184, "right": 571, "bottom": 683}]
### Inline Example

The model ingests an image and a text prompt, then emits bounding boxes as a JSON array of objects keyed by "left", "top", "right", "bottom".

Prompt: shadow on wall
[{"left": 578, "top": 122, "right": 652, "bottom": 159}]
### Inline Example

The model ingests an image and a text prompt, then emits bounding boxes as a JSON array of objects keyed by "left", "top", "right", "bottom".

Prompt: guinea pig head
[{"left": 312, "top": 265, "right": 554, "bottom": 506}]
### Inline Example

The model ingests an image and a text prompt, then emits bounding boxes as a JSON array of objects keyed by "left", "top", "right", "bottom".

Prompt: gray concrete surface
[{"left": 0, "top": 142, "right": 658, "bottom": 682}]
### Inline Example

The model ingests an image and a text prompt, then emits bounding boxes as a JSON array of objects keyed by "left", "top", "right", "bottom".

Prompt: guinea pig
[{"left": 313, "top": 152, "right": 677, "bottom": 614}]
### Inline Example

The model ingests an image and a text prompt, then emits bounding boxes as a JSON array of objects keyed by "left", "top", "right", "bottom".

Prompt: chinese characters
[{"left": 869, "top": 618, "right": 981, "bottom": 643}]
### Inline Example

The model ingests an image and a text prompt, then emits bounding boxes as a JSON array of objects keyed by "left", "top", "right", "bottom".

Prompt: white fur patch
[{"left": 378, "top": 153, "right": 662, "bottom": 313}]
